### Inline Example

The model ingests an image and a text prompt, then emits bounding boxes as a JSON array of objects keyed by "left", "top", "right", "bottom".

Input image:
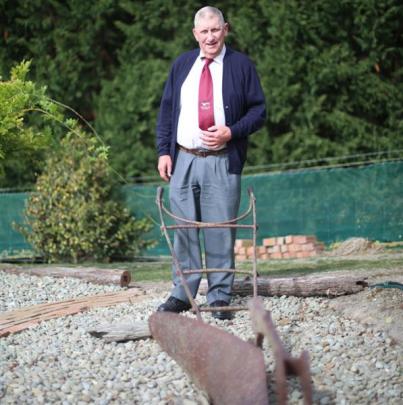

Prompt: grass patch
[
  {"left": 238, "top": 254, "right": 403, "bottom": 277},
  {"left": 86, "top": 253, "right": 403, "bottom": 281},
  {"left": 11, "top": 252, "right": 403, "bottom": 282}
]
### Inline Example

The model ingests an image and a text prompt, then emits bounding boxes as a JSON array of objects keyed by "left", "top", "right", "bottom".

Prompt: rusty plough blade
[
  {"left": 249, "top": 297, "right": 313, "bottom": 405},
  {"left": 149, "top": 312, "right": 269, "bottom": 405}
]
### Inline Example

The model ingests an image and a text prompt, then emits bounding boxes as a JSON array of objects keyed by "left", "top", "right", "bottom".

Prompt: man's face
[{"left": 193, "top": 14, "right": 228, "bottom": 59}]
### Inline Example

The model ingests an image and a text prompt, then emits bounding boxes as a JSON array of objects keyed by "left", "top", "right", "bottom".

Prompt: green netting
[
  {"left": 0, "top": 192, "right": 30, "bottom": 254},
  {"left": 122, "top": 160, "right": 403, "bottom": 256},
  {"left": 1, "top": 160, "right": 402, "bottom": 257}
]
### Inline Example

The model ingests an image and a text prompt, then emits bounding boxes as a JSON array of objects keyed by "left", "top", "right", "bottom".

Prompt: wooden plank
[
  {"left": 88, "top": 320, "right": 151, "bottom": 342},
  {"left": 0, "top": 288, "right": 149, "bottom": 337}
]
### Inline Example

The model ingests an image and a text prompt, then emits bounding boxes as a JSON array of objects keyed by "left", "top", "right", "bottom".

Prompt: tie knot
[{"left": 204, "top": 58, "right": 214, "bottom": 66}]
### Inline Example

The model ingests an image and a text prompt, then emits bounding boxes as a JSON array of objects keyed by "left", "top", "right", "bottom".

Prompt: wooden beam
[{"left": 88, "top": 319, "right": 151, "bottom": 342}]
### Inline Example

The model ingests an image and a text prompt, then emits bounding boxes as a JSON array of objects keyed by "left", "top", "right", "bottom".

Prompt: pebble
[{"left": 0, "top": 272, "right": 402, "bottom": 404}]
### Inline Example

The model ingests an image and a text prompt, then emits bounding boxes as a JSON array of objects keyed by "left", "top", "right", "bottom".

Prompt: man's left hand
[{"left": 200, "top": 125, "right": 232, "bottom": 149}]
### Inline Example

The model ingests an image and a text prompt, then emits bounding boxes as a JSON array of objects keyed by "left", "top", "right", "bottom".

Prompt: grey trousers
[{"left": 169, "top": 150, "right": 241, "bottom": 304}]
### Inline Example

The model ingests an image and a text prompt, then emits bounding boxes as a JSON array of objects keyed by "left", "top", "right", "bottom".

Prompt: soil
[{"left": 326, "top": 265, "right": 403, "bottom": 345}]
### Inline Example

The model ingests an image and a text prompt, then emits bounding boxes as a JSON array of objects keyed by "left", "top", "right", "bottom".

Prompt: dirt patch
[
  {"left": 326, "top": 237, "right": 384, "bottom": 256},
  {"left": 328, "top": 266, "right": 403, "bottom": 345}
]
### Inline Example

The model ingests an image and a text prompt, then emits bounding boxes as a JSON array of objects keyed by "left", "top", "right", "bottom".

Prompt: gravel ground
[{"left": 0, "top": 271, "right": 402, "bottom": 404}]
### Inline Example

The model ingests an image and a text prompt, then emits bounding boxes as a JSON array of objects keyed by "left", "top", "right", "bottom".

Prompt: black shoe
[
  {"left": 157, "top": 296, "right": 191, "bottom": 313},
  {"left": 210, "top": 300, "right": 233, "bottom": 320}
]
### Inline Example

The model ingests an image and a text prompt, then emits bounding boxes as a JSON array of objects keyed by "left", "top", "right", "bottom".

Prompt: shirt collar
[{"left": 199, "top": 45, "right": 226, "bottom": 64}]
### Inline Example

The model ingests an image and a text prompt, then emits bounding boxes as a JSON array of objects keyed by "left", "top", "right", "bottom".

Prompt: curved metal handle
[
  {"left": 247, "top": 187, "right": 256, "bottom": 202},
  {"left": 156, "top": 186, "right": 164, "bottom": 205}
]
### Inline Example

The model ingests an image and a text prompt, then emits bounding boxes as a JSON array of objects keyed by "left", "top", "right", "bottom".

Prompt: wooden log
[
  {"left": 88, "top": 319, "right": 151, "bottom": 342},
  {"left": 0, "top": 266, "right": 131, "bottom": 287},
  {"left": 199, "top": 274, "right": 367, "bottom": 297}
]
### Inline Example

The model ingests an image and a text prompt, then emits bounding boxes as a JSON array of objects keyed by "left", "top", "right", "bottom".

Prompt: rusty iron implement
[
  {"left": 156, "top": 186, "right": 259, "bottom": 321},
  {"left": 249, "top": 297, "right": 313, "bottom": 405},
  {"left": 149, "top": 311, "right": 269, "bottom": 405}
]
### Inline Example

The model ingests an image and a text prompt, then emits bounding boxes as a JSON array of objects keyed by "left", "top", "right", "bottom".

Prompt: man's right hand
[{"left": 158, "top": 155, "right": 172, "bottom": 182}]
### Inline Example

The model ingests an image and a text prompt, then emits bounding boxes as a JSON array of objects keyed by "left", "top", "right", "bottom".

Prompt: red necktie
[{"left": 198, "top": 58, "right": 215, "bottom": 130}]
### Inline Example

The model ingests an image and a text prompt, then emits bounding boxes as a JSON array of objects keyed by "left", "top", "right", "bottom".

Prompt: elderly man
[{"left": 156, "top": 6, "right": 265, "bottom": 319}]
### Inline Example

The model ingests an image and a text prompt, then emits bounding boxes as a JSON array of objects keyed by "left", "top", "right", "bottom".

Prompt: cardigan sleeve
[
  {"left": 228, "top": 60, "right": 266, "bottom": 139},
  {"left": 156, "top": 65, "right": 175, "bottom": 156}
]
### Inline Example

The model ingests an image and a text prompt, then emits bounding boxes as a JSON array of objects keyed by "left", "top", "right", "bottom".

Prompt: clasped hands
[
  {"left": 158, "top": 125, "right": 232, "bottom": 182},
  {"left": 199, "top": 125, "right": 232, "bottom": 150}
]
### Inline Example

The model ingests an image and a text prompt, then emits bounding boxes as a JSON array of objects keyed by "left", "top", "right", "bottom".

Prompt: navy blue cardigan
[{"left": 156, "top": 47, "right": 266, "bottom": 174}]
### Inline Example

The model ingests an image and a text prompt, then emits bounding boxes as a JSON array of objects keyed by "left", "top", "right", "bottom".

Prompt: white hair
[{"left": 194, "top": 6, "right": 225, "bottom": 27}]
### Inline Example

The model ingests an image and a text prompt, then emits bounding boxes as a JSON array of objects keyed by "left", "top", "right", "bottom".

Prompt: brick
[
  {"left": 282, "top": 252, "right": 291, "bottom": 259},
  {"left": 293, "top": 235, "right": 317, "bottom": 244},
  {"left": 285, "top": 235, "right": 294, "bottom": 244},
  {"left": 276, "top": 236, "right": 285, "bottom": 245},
  {"left": 257, "top": 246, "right": 267, "bottom": 254},
  {"left": 268, "top": 245, "right": 281, "bottom": 253},
  {"left": 236, "top": 247, "right": 246, "bottom": 255},
  {"left": 302, "top": 243, "right": 315, "bottom": 252},
  {"left": 280, "top": 244, "right": 289, "bottom": 253},
  {"left": 270, "top": 252, "right": 283, "bottom": 259},
  {"left": 236, "top": 255, "right": 247, "bottom": 261},
  {"left": 246, "top": 246, "right": 255, "bottom": 256},
  {"left": 235, "top": 239, "right": 253, "bottom": 248},
  {"left": 262, "top": 237, "right": 276, "bottom": 247},
  {"left": 260, "top": 254, "right": 270, "bottom": 260},
  {"left": 288, "top": 244, "right": 302, "bottom": 252}
]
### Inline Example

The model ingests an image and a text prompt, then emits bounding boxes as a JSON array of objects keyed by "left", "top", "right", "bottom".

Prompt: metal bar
[
  {"left": 250, "top": 188, "right": 258, "bottom": 298},
  {"left": 160, "top": 193, "right": 254, "bottom": 226},
  {"left": 163, "top": 224, "right": 255, "bottom": 230},
  {"left": 156, "top": 187, "right": 202, "bottom": 320},
  {"left": 248, "top": 297, "right": 313, "bottom": 405},
  {"left": 198, "top": 305, "right": 249, "bottom": 312},
  {"left": 182, "top": 269, "right": 253, "bottom": 275}
]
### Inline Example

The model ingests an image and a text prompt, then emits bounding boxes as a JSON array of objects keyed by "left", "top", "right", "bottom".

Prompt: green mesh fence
[
  {"left": 123, "top": 160, "right": 403, "bottom": 256},
  {"left": 0, "top": 192, "right": 30, "bottom": 255},
  {"left": 1, "top": 160, "right": 402, "bottom": 257}
]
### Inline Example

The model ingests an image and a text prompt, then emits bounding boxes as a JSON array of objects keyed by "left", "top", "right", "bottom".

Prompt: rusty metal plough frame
[
  {"left": 156, "top": 186, "right": 258, "bottom": 321},
  {"left": 154, "top": 186, "right": 313, "bottom": 404}
]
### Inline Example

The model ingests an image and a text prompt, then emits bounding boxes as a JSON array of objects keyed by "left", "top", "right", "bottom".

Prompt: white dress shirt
[{"left": 177, "top": 46, "right": 226, "bottom": 150}]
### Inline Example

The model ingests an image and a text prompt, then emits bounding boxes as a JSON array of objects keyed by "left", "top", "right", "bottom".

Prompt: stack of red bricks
[{"left": 234, "top": 235, "right": 325, "bottom": 261}]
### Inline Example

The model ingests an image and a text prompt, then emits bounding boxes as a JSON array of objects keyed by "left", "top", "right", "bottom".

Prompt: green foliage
[
  {"left": 0, "top": 60, "right": 59, "bottom": 187},
  {"left": 0, "top": 0, "right": 123, "bottom": 119},
  {"left": 19, "top": 126, "right": 154, "bottom": 263},
  {"left": 236, "top": 0, "right": 403, "bottom": 166},
  {"left": 0, "top": 61, "right": 50, "bottom": 158}
]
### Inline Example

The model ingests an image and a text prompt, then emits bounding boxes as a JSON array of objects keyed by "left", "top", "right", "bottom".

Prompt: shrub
[{"left": 19, "top": 125, "right": 153, "bottom": 262}]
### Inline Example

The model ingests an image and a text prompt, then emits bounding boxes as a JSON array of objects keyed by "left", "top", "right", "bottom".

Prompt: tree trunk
[
  {"left": 0, "top": 266, "right": 131, "bottom": 287},
  {"left": 199, "top": 274, "right": 367, "bottom": 297}
]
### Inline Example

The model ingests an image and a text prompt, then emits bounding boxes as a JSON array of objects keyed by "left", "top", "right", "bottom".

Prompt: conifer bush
[{"left": 19, "top": 126, "right": 153, "bottom": 263}]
